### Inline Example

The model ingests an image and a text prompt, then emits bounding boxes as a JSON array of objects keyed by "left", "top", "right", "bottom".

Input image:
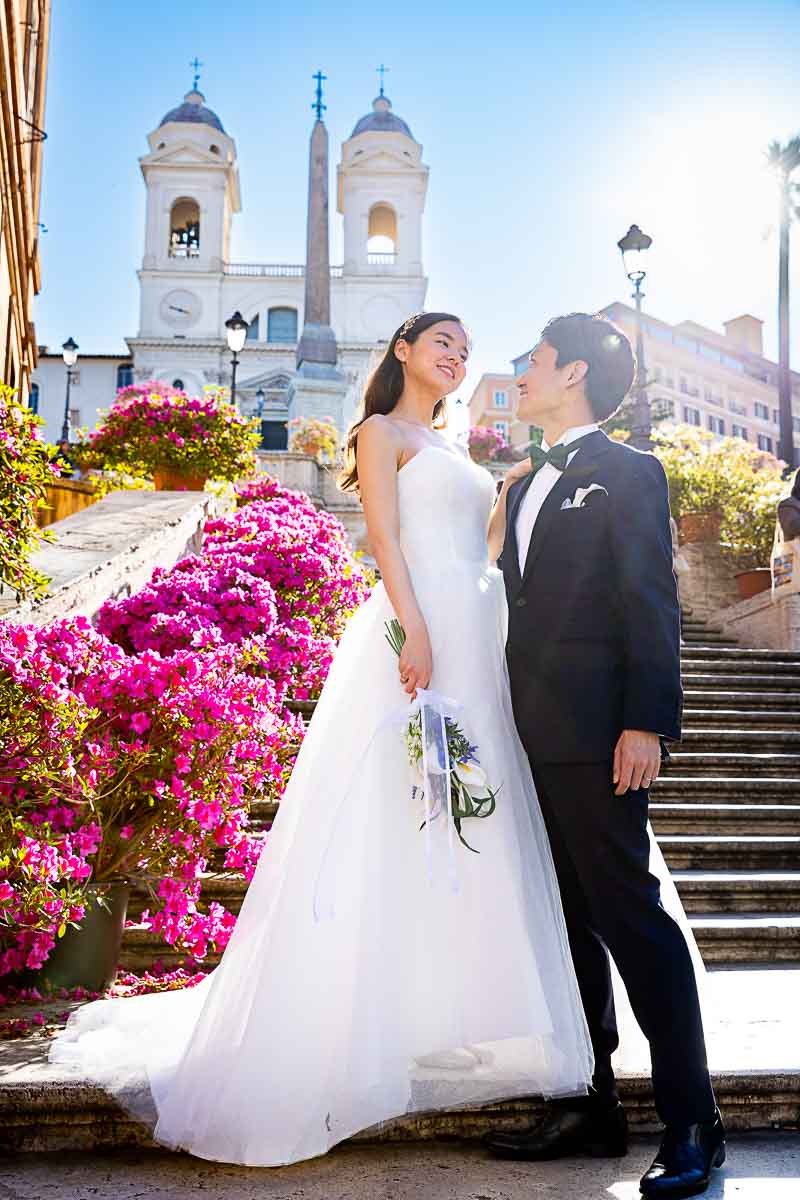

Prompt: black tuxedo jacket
[{"left": 500, "top": 431, "right": 682, "bottom": 762}]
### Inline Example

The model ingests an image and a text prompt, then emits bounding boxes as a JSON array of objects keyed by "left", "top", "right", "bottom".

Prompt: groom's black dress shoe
[
  {"left": 639, "top": 1109, "right": 726, "bottom": 1198},
  {"left": 483, "top": 1099, "right": 628, "bottom": 1161}
]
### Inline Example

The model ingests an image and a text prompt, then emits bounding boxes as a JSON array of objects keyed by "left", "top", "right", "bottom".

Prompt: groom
[{"left": 486, "top": 313, "right": 725, "bottom": 1198}]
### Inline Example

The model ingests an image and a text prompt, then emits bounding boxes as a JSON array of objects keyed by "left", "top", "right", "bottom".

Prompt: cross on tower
[
  {"left": 377, "top": 63, "right": 390, "bottom": 97},
  {"left": 190, "top": 57, "right": 203, "bottom": 90},
  {"left": 312, "top": 70, "right": 327, "bottom": 120}
]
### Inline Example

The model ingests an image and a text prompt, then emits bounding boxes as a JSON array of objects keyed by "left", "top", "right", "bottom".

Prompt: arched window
[
  {"left": 29, "top": 382, "right": 39, "bottom": 414},
  {"left": 245, "top": 314, "right": 260, "bottom": 342},
  {"left": 267, "top": 307, "right": 298, "bottom": 343},
  {"left": 116, "top": 363, "right": 134, "bottom": 390},
  {"left": 367, "top": 203, "right": 397, "bottom": 263},
  {"left": 169, "top": 197, "right": 200, "bottom": 258}
]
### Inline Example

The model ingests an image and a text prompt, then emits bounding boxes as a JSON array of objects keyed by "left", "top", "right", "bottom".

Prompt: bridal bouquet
[{"left": 385, "top": 619, "right": 498, "bottom": 853}]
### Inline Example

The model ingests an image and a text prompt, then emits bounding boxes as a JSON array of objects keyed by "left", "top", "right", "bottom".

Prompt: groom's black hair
[{"left": 541, "top": 312, "right": 635, "bottom": 422}]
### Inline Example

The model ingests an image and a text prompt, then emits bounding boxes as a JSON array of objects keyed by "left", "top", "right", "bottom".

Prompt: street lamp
[
  {"left": 617, "top": 224, "right": 653, "bottom": 450},
  {"left": 60, "top": 337, "right": 79, "bottom": 444},
  {"left": 224, "top": 311, "right": 248, "bottom": 410}
]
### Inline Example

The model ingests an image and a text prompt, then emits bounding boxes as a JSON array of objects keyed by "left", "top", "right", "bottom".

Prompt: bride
[{"left": 50, "top": 312, "right": 599, "bottom": 1166}]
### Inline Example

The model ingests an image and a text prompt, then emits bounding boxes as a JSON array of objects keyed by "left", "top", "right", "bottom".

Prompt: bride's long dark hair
[{"left": 338, "top": 311, "right": 465, "bottom": 493}]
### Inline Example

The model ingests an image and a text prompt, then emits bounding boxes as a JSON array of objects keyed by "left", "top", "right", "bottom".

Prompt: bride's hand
[
  {"left": 398, "top": 622, "right": 432, "bottom": 699},
  {"left": 503, "top": 457, "right": 533, "bottom": 488}
]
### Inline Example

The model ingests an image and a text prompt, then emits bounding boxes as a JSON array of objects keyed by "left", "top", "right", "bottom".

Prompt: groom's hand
[{"left": 613, "top": 729, "right": 661, "bottom": 795}]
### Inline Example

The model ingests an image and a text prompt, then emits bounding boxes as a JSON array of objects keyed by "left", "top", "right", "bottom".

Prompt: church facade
[{"left": 129, "top": 84, "right": 429, "bottom": 443}]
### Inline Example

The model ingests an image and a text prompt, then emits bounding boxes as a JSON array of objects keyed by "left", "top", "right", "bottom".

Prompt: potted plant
[
  {"left": 287, "top": 415, "right": 341, "bottom": 464},
  {"left": 467, "top": 425, "right": 509, "bottom": 464},
  {"left": 78, "top": 382, "right": 260, "bottom": 490}
]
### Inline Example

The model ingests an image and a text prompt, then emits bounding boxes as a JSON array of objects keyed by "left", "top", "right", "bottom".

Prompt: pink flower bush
[
  {"left": 77, "top": 382, "right": 260, "bottom": 482},
  {"left": 0, "top": 473, "right": 371, "bottom": 976},
  {"left": 468, "top": 424, "right": 509, "bottom": 463}
]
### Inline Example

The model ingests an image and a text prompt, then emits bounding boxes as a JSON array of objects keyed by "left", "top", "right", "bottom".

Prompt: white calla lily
[{"left": 454, "top": 760, "right": 488, "bottom": 791}]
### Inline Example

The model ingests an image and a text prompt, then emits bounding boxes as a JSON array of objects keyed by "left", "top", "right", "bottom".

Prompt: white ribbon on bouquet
[{"left": 312, "top": 687, "right": 463, "bottom": 923}]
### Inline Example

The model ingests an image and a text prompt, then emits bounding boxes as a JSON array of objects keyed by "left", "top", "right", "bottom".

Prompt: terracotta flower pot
[
  {"left": 734, "top": 568, "right": 772, "bottom": 601},
  {"left": 153, "top": 467, "right": 208, "bottom": 492},
  {"left": 678, "top": 512, "right": 722, "bottom": 544},
  {"left": 37, "top": 881, "right": 130, "bottom": 993}
]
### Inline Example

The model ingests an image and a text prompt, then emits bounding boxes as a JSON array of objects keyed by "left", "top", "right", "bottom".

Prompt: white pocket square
[{"left": 561, "top": 484, "right": 608, "bottom": 510}]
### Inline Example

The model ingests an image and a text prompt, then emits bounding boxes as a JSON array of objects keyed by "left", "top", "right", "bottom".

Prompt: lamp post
[
  {"left": 60, "top": 337, "right": 79, "bottom": 444},
  {"left": 224, "top": 311, "right": 248, "bottom": 411},
  {"left": 617, "top": 224, "right": 653, "bottom": 450}
]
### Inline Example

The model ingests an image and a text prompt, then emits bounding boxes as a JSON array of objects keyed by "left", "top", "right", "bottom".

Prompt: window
[
  {"left": 754, "top": 401, "right": 770, "bottom": 421},
  {"left": 707, "top": 415, "right": 725, "bottom": 436},
  {"left": 757, "top": 434, "right": 773, "bottom": 452},
  {"left": 680, "top": 378, "right": 689, "bottom": 395},
  {"left": 683, "top": 405, "right": 701, "bottom": 426},
  {"left": 245, "top": 314, "right": 259, "bottom": 342},
  {"left": 261, "top": 419, "right": 288, "bottom": 451},
  {"left": 69, "top": 369, "right": 81, "bottom": 387},
  {"left": 493, "top": 389, "right": 508, "bottom": 408},
  {"left": 29, "top": 382, "right": 39, "bottom": 414},
  {"left": 773, "top": 409, "right": 780, "bottom": 426},
  {"left": 722, "top": 354, "right": 745, "bottom": 373},
  {"left": 267, "top": 307, "right": 298, "bottom": 343},
  {"left": 169, "top": 197, "right": 200, "bottom": 258},
  {"left": 367, "top": 203, "right": 398, "bottom": 261},
  {"left": 651, "top": 397, "right": 675, "bottom": 420},
  {"left": 116, "top": 363, "right": 134, "bottom": 390},
  {"left": 493, "top": 420, "right": 509, "bottom": 439},
  {"left": 732, "top": 424, "right": 748, "bottom": 440},
  {"left": 794, "top": 417, "right": 800, "bottom": 435},
  {"left": 729, "top": 396, "right": 747, "bottom": 416},
  {"left": 69, "top": 408, "right": 81, "bottom": 430}
]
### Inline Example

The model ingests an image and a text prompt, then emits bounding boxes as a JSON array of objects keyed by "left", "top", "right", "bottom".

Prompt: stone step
[
  {"left": 663, "top": 751, "right": 800, "bottom": 776},
  {"left": 679, "top": 728, "right": 800, "bottom": 752},
  {"left": 682, "top": 657, "right": 800, "bottom": 676},
  {"left": 652, "top": 776, "right": 800, "bottom": 800},
  {"left": 682, "top": 708, "right": 800, "bottom": 729},
  {"left": 681, "top": 633, "right": 739, "bottom": 646},
  {"left": 689, "top": 915, "right": 800, "bottom": 964},
  {"left": 682, "top": 688, "right": 800, "bottom": 710},
  {"left": 651, "top": 804, "right": 800, "bottom": 835},
  {"left": 673, "top": 870, "right": 800, "bottom": 914},
  {"left": 682, "top": 672, "right": 800, "bottom": 692},
  {"left": 1, "top": 1058, "right": 797, "bottom": 1152},
  {"left": 661, "top": 836, "right": 800, "bottom": 871},
  {"left": 682, "top": 646, "right": 800, "bottom": 664}
]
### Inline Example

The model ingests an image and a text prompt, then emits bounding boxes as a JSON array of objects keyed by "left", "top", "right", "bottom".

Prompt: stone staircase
[{"left": 120, "top": 615, "right": 800, "bottom": 972}]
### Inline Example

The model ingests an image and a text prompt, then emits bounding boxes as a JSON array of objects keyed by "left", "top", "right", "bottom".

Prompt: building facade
[
  {"left": 31, "top": 350, "right": 133, "bottom": 443},
  {"left": 0, "top": 0, "right": 50, "bottom": 403},
  {"left": 126, "top": 86, "right": 429, "bottom": 442},
  {"left": 467, "top": 371, "right": 530, "bottom": 447},
  {"left": 601, "top": 303, "right": 800, "bottom": 455}
]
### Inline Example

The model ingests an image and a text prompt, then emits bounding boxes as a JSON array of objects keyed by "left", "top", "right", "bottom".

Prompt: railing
[
  {"left": 224, "top": 263, "right": 345, "bottom": 278},
  {"left": 367, "top": 252, "right": 397, "bottom": 266}
]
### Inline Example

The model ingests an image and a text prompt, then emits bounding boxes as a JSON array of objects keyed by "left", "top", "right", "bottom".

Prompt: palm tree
[{"left": 767, "top": 137, "right": 800, "bottom": 469}]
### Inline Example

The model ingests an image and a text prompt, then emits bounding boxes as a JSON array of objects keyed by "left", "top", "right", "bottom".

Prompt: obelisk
[
  {"left": 289, "top": 71, "right": 348, "bottom": 431},
  {"left": 296, "top": 72, "right": 338, "bottom": 370}
]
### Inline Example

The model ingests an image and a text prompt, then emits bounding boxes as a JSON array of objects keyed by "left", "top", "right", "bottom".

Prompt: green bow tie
[
  {"left": 527, "top": 430, "right": 596, "bottom": 477},
  {"left": 528, "top": 442, "right": 571, "bottom": 475}
]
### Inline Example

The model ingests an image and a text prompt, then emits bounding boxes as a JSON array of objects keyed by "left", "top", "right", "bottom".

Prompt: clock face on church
[{"left": 160, "top": 289, "right": 202, "bottom": 330}]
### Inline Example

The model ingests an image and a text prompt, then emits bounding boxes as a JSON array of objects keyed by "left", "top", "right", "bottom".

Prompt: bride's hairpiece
[{"left": 397, "top": 313, "right": 426, "bottom": 340}]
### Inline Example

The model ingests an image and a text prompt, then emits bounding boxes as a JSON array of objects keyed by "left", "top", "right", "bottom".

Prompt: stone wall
[
  {"left": 1, "top": 490, "right": 232, "bottom": 627},
  {"left": 712, "top": 590, "right": 800, "bottom": 651},
  {"left": 675, "top": 539, "right": 740, "bottom": 621},
  {"left": 257, "top": 451, "right": 371, "bottom": 558}
]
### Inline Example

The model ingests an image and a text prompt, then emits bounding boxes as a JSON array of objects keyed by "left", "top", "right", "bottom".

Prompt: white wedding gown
[{"left": 50, "top": 445, "right": 697, "bottom": 1167}]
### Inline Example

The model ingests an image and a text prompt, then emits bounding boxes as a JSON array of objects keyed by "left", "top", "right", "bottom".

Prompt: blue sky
[{"left": 35, "top": 1, "right": 800, "bottom": 401}]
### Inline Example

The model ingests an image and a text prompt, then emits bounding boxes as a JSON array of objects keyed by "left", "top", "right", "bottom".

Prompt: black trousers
[{"left": 529, "top": 760, "right": 716, "bottom": 1128}]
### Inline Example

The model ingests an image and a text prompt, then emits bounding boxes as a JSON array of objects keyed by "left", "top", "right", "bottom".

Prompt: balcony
[
  {"left": 224, "top": 263, "right": 344, "bottom": 278},
  {"left": 367, "top": 252, "right": 397, "bottom": 267}
]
